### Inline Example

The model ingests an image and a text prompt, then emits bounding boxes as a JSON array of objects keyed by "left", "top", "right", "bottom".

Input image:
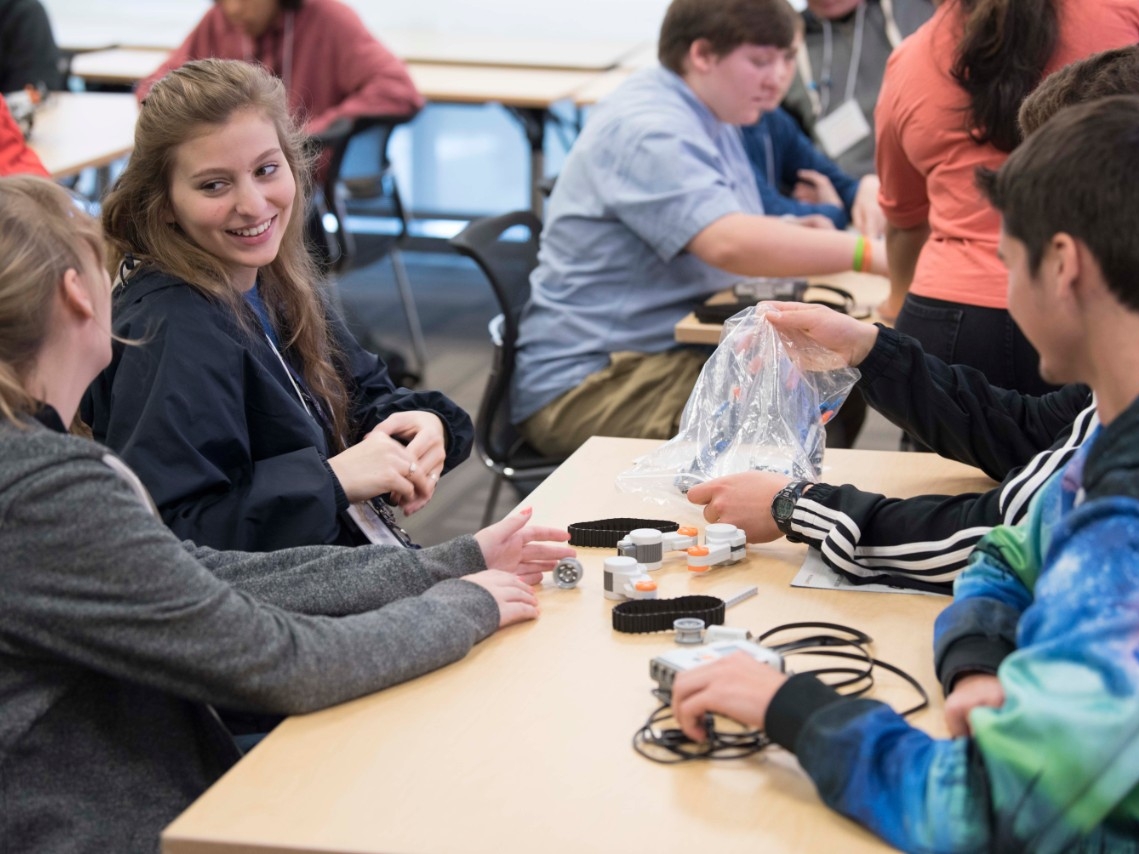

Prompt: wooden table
[
  {"left": 408, "top": 62, "right": 600, "bottom": 213},
  {"left": 675, "top": 271, "right": 891, "bottom": 345},
  {"left": 68, "top": 48, "right": 169, "bottom": 87},
  {"left": 382, "top": 28, "right": 646, "bottom": 71},
  {"left": 27, "top": 92, "right": 138, "bottom": 179},
  {"left": 60, "top": 49, "right": 603, "bottom": 215},
  {"left": 573, "top": 67, "right": 635, "bottom": 107},
  {"left": 163, "top": 438, "right": 995, "bottom": 854}
]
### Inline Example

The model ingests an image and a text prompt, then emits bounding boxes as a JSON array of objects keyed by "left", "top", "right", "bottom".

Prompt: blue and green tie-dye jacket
[{"left": 765, "top": 395, "right": 1139, "bottom": 853}]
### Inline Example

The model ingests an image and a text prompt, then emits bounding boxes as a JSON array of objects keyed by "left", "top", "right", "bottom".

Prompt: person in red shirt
[
  {"left": 0, "top": 98, "right": 48, "bottom": 177},
  {"left": 137, "top": 0, "right": 422, "bottom": 136}
]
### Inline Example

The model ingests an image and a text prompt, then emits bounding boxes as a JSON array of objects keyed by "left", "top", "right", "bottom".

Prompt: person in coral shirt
[{"left": 874, "top": 0, "right": 1139, "bottom": 394}]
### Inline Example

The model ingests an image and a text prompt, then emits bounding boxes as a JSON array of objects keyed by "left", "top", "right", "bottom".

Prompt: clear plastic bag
[{"left": 617, "top": 305, "right": 859, "bottom": 507}]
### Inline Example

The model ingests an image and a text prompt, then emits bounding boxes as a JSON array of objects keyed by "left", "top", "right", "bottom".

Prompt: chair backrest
[
  {"left": 309, "top": 112, "right": 417, "bottom": 274},
  {"left": 449, "top": 210, "right": 542, "bottom": 348},
  {"left": 449, "top": 211, "right": 545, "bottom": 469}
]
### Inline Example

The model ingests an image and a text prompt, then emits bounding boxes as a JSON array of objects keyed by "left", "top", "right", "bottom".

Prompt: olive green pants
[{"left": 519, "top": 349, "right": 708, "bottom": 459}]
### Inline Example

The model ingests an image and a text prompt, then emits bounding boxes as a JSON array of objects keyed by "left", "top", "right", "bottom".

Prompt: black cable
[
  {"left": 633, "top": 704, "right": 770, "bottom": 764},
  {"left": 633, "top": 620, "right": 930, "bottom": 764}
]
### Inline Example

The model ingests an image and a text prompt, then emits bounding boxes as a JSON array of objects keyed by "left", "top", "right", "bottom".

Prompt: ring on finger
[{"left": 407, "top": 461, "right": 417, "bottom": 476}]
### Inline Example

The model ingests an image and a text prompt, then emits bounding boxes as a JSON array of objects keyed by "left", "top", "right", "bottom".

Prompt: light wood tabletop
[
  {"left": 573, "top": 67, "right": 635, "bottom": 107},
  {"left": 408, "top": 62, "right": 599, "bottom": 109},
  {"left": 163, "top": 437, "right": 995, "bottom": 854},
  {"left": 675, "top": 271, "right": 891, "bottom": 346},
  {"left": 27, "top": 92, "right": 138, "bottom": 179},
  {"left": 381, "top": 28, "right": 647, "bottom": 71},
  {"left": 407, "top": 62, "right": 599, "bottom": 213},
  {"left": 68, "top": 48, "right": 169, "bottom": 86},
  {"left": 64, "top": 53, "right": 598, "bottom": 111}
]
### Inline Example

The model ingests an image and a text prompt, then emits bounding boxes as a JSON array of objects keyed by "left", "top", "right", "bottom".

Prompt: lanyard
[
  {"left": 763, "top": 130, "right": 776, "bottom": 188},
  {"left": 798, "top": 0, "right": 901, "bottom": 118},
  {"left": 242, "top": 11, "right": 295, "bottom": 92},
  {"left": 252, "top": 301, "right": 416, "bottom": 549}
]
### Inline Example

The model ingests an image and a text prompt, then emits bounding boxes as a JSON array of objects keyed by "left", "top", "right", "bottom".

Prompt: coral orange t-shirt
[{"left": 875, "top": 0, "right": 1139, "bottom": 309}]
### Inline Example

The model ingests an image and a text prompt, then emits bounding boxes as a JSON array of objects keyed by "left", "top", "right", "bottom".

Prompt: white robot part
[
  {"left": 686, "top": 523, "right": 747, "bottom": 573},
  {"left": 616, "top": 527, "right": 699, "bottom": 571},
  {"left": 602, "top": 556, "right": 658, "bottom": 601}
]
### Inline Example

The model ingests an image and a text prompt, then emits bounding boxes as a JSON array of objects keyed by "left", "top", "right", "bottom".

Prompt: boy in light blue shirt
[{"left": 514, "top": 0, "right": 887, "bottom": 459}]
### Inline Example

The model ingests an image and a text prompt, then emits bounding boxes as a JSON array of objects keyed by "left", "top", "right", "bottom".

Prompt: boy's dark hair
[
  {"left": 977, "top": 96, "right": 1139, "bottom": 312},
  {"left": 1018, "top": 45, "right": 1139, "bottom": 137},
  {"left": 658, "top": 0, "right": 799, "bottom": 75}
]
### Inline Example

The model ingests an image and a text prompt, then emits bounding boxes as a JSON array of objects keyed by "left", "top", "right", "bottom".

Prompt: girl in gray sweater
[{"left": 0, "top": 175, "right": 573, "bottom": 852}]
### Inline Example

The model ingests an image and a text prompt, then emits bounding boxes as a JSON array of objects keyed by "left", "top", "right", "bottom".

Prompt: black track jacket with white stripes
[{"left": 791, "top": 326, "right": 1096, "bottom": 593}]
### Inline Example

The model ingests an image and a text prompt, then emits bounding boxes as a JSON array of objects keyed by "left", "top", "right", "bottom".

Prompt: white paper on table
[{"left": 791, "top": 548, "right": 940, "bottom": 596}]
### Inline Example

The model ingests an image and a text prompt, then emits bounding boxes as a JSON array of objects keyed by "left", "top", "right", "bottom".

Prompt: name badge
[
  {"left": 347, "top": 501, "right": 408, "bottom": 547},
  {"left": 814, "top": 99, "right": 872, "bottom": 160}
]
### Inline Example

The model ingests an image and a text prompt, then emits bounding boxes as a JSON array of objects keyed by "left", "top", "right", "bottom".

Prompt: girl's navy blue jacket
[{"left": 81, "top": 268, "right": 473, "bottom": 551}]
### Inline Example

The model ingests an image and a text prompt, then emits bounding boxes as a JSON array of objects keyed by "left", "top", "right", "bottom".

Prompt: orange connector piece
[{"left": 687, "top": 545, "right": 710, "bottom": 573}]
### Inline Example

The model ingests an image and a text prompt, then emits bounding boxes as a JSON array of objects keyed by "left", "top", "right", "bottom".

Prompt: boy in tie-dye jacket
[{"left": 668, "top": 96, "right": 1139, "bottom": 853}]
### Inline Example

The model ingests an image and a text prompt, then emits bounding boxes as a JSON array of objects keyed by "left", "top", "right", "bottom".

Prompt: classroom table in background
[
  {"left": 27, "top": 92, "right": 138, "bottom": 180},
  {"left": 572, "top": 67, "right": 634, "bottom": 108},
  {"left": 67, "top": 48, "right": 169, "bottom": 88},
  {"left": 674, "top": 271, "right": 891, "bottom": 346},
  {"left": 163, "top": 436, "right": 995, "bottom": 854},
  {"left": 407, "top": 62, "right": 599, "bottom": 214},
  {"left": 61, "top": 48, "right": 606, "bottom": 216},
  {"left": 380, "top": 28, "right": 646, "bottom": 71}
]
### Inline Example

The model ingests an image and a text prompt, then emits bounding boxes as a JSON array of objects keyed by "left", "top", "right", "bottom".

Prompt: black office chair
[
  {"left": 309, "top": 113, "right": 428, "bottom": 376},
  {"left": 449, "top": 211, "right": 567, "bottom": 526}
]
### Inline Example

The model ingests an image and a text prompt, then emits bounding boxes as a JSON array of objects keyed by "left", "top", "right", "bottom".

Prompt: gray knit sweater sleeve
[
  {"left": 186, "top": 536, "right": 489, "bottom": 617},
  {"left": 0, "top": 427, "right": 500, "bottom": 715}
]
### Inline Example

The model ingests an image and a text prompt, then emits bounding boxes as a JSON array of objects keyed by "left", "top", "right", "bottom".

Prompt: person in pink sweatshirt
[{"left": 137, "top": 0, "right": 423, "bottom": 135}]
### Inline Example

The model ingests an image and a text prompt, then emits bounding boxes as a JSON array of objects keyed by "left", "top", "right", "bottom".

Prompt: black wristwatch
[{"left": 771, "top": 480, "right": 812, "bottom": 543}]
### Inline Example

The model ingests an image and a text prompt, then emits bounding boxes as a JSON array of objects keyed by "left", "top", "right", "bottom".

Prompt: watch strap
[{"left": 772, "top": 481, "right": 812, "bottom": 542}]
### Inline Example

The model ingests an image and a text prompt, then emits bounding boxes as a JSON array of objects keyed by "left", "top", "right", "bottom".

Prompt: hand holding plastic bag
[{"left": 617, "top": 304, "right": 859, "bottom": 507}]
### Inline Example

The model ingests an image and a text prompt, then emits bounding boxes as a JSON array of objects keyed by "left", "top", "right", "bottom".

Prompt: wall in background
[
  {"left": 45, "top": 0, "right": 675, "bottom": 220},
  {"left": 43, "top": 0, "right": 667, "bottom": 42},
  {"left": 43, "top": 0, "right": 803, "bottom": 221}
]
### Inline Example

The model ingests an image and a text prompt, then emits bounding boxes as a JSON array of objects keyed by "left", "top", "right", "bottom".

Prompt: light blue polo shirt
[{"left": 511, "top": 65, "right": 764, "bottom": 424}]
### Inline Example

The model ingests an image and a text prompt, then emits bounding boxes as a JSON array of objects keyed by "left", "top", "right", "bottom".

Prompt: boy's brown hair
[
  {"left": 658, "top": 0, "right": 799, "bottom": 75},
  {"left": 1018, "top": 45, "right": 1139, "bottom": 137}
]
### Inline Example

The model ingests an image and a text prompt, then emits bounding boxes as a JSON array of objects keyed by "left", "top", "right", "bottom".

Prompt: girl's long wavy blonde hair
[
  {"left": 0, "top": 176, "right": 105, "bottom": 426},
  {"left": 101, "top": 58, "right": 352, "bottom": 447}
]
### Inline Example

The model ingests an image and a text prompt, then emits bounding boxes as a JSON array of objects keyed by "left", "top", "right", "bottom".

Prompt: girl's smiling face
[{"left": 165, "top": 108, "right": 296, "bottom": 292}]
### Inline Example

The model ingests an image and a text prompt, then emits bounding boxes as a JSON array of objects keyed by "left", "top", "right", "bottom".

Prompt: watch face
[{"left": 773, "top": 492, "right": 796, "bottom": 521}]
